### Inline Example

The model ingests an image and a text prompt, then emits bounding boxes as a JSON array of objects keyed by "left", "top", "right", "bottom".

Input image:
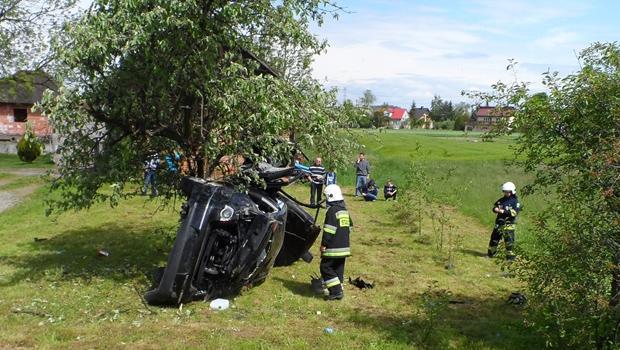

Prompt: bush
[
  {"left": 436, "top": 120, "right": 454, "bottom": 130},
  {"left": 17, "top": 124, "right": 43, "bottom": 163}
]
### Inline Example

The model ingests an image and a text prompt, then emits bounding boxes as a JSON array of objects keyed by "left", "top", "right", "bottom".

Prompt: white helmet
[
  {"left": 501, "top": 182, "right": 516, "bottom": 194},
  {"left": 324, "top": 184, "right": 344, "bottom": 202}
]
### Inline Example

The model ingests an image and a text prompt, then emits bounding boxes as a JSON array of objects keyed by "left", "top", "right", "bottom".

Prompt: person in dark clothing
[
  {"left": 309, "top": 157, "right": 326, "bottom": 206},
  {"left": 362, "top": 179, "right": 378, "bottom": 201},
  {"left": 487, "top": 182, "right": 521, "bottom": 260},
  {"left": 320, "top": 184, "right": 352, "bottom": 300},
  {"left": 384, "top": 179, "right": 398, "bottom": 200},
  {"left": 354, "top": 153, "right": 371, "bottom": 197}
]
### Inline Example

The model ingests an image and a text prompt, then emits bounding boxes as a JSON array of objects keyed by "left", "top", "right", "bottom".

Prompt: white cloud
[
  {"left": 466, "top": 0, "right": 590, "bottom": 25},
  {"left": 310, "top": 1, "right": 592, "bottom": 107},
  {"left": 533, "top": 29, "right": 581, "bottom": 49}
]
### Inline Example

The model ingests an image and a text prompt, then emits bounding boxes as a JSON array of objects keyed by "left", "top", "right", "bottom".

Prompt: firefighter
[
  {"left": 320, "top": 184, "right": 352, "bottom": 300},
  {"left": 487, "top": 182, "right": 521, "bottom": 260}
]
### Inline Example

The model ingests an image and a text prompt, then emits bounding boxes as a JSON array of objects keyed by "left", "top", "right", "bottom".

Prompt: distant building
[
  {"left": 411, "top": 107, "right": 433, "bottom": 129},
  {"left": 0, "top": 71, "right": 57, "bottom": 153},
  {"left": 470, "top": 105, "right": 515, "bottom": 131},
  {"left": 386, "top": 107, "right": 409, "bottom": 129}
]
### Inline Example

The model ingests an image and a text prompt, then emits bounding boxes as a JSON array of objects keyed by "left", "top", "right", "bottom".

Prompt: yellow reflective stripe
[
  {"left": 335, "top": 210, "right": 349, "bottom": 219},
  {"left": 510, "top": 209, "right": 517, "bottom": 217},
  {"left": 324, "top": 277, "right": 340, "bottom": 288},
  {"left": 503, "top": 224, "right": 516, "bottom": 230},
  {"left": 323, "top": 224, "right": 337, "bottom": 234},
  {"left": 323, "top": 248, "right": 351, "bottom": 257},
  {"left": 335, "top": 211, "right": 351, "bottom": 227}
]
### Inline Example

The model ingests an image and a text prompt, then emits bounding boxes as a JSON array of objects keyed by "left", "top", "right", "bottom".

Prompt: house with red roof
[
  {"left": 386, "top": 107, "right": 409, "bottom": 129},
  {"left": 471, "top": 106, "right": 514, "bottom": 131}
]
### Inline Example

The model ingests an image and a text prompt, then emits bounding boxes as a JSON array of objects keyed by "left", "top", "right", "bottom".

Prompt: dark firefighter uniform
[
  {"left": 488, "top": 194, "right": 521, "bottom": 259},
  {"left": 320, "top": 201, "right": 352, "bottom": 300}
]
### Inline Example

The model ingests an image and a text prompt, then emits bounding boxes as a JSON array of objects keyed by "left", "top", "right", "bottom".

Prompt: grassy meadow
[
  {"left": 0, "top": 130, "right": 546, "bottom": 349},
  {"left": 0, "top": 153, "right": 54, "bottom": 169}
]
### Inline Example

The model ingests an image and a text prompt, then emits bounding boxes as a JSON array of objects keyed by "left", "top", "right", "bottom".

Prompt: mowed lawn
[{"left": 0, "top": 130, "right": 544, "bottom": 349}]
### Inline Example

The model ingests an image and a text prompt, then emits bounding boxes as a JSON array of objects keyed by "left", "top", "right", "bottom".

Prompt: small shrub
[{"left": 17, "top": 123, "right": 43, "bottom": 163}]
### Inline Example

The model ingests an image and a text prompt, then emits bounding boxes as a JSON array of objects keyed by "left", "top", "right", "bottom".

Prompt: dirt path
[
  {"left": 0, "top": 168, "right": 49, "bottom": 176},
  {"left": 0, "top": 185, "right": 40, "bottom": 213},
  {"left": 0, "top": 168, "right": 48, "bottom": 214}
]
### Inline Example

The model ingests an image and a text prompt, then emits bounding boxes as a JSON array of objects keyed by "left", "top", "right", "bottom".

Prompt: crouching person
[
  {"left": 384, "top": 179, "right": 398, "bottom": 201},
  {"left": 320, "top": 184, "right": 352, "bottom": 300}
]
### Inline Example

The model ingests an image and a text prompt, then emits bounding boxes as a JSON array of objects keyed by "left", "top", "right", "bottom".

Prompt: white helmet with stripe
[
  {"left": 501, "top": 182, "right": 516, "bottom": 194},
  {"left": 324, "top": 184, "right": 344, "bottom": 202}
]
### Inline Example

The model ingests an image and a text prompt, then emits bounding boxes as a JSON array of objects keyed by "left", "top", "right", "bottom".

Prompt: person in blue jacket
[
  {"left": 325, "top": 167, "right": 337, "bottom": 185},
  {"left": 487, "top": 182, "right": 522, "bottom": 260}
]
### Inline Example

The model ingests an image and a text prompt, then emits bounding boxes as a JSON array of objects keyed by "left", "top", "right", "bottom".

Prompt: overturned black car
[{"left": 144, "top": 163, "right": 321, "bottom": 306}]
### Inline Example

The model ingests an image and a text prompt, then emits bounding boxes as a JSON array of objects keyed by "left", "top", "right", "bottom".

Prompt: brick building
[
  {"left": 470, "top": 106, "right": 515, "bottom": 131},
  {"left": 0, "top": 71, "right": 56, "bottom": 153}
]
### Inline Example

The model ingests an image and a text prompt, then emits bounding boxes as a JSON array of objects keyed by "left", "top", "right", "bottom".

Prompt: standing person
[
  {"left": 325, "top": 167, "right": 337, "bottom": 185},
  {"left": 320, "top": 184, "right": 352, "bottom": 300},
  {"left": 384, "top": 179, "right": 398, "bottom": 200},
  {"left": 354, "top": 152, "right": 371, "bottom": 197},
  {"left": 487, "top": 182, "right": 521, "bottom": 260},
  {"left": 142, "top": 153, "right": 159, "bottom": 196},
  {"left": 309, "top": 157, "right": 326, "bottom": 206}
]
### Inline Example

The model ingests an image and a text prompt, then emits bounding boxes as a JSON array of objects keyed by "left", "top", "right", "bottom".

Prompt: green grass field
[
  {"left": 337, "top": 130, "right": 546, "bottom": 248},
  {"left": 0, "top": 153, "right": 54, "bottom": 169},
  {"left": 0, "top": 133, "right": 545, "bottom": 349}
]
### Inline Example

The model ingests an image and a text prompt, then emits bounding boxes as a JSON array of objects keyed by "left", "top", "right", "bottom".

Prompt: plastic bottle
[{"left": 209, "top": 298, "right": 230, "bottom": 310}]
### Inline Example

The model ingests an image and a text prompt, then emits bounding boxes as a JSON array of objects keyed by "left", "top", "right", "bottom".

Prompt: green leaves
[
  {"left": 42, "top": 0, "right": 356, "bottom": 212},
  {"left": 468, "top": 43, "right": 620, "bottom": 348},
  {"left": 0, "top": 0, "right": 77, "bottom": 76}
]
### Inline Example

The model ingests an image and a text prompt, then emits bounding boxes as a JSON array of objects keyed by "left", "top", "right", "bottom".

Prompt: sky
[{"left": 310, "top": 0, "right": 620, "bottom": 108}]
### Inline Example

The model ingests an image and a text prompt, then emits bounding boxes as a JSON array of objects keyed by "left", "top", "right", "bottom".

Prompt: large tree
[
  {"left": 452, "top": 102, "right": 470, "bottom": 131},
  {"left": 0, "top": 0, "right": 77, "bottom": 76},
  {"left": 357, "top": 89, "right": 376, "bottom": 107},
  {"left": 468, "top": 42, "right": 620, "bottom": 348},
  {"left": 429, "top": 95, "right": 454, "bottom": 121},
  {"left": 41, "top": 0, "right": 356, "bottom": 212}
]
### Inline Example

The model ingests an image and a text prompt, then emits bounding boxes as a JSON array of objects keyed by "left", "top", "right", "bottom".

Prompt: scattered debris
[
  {"left": 324, "top": 327, "right": 334, "bottom": 334},
  {"left": 507, "top": 292, "right": 527, "bottom": 305},
  {"left": 34, "top": 237, "right": 48, "bottom": 242},
  {"left": 11, "top": 307, "right": 51, "bottom": 318},
  {"left": 349, "top": 276, "right": 374, "bottom": 290},
  {"left": 97, "top": 250, "right": 110, "bottom": 257},
  {"left": 316, "top": 310, "right": 321, "bottom": 315},
  {"left": 448, "top": 299, "right": 471, "bottom": 305},
  {"left": 210, "top": 298, "right": 230, "bottom": 310}
]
